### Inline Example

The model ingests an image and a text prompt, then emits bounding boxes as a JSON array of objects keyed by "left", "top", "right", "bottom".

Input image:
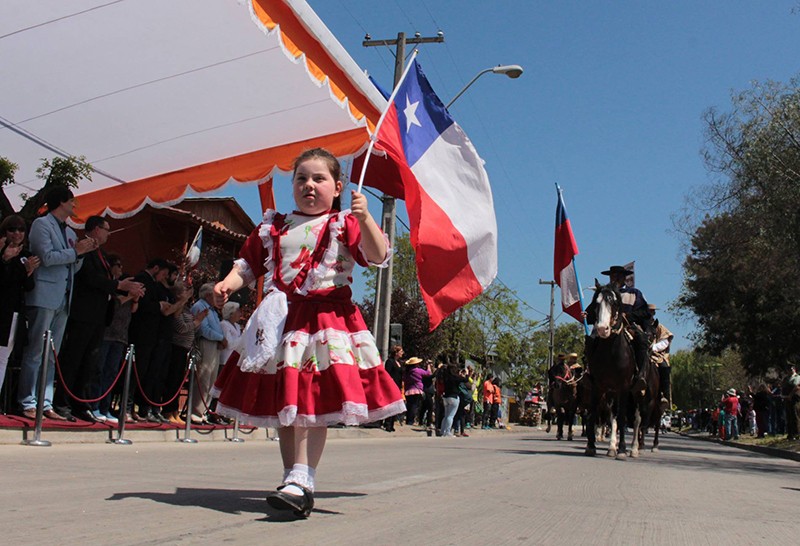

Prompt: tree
[
  {"left": 361, "top": 231, "right": 541, "bottom": 372},
  {"left": 0, "top": 156, "right": 18, "bottom": 218},
  {"left": 0, "top": 155, "right": 92, "bottom": 223},
  {"left": 671, "top": 349, "right": 751, "bottom": 411},
  {"left": 501, "top": 322, "right": 584, "bottom": 405},
  {"left": 360, "top": 287, "right": 446, "bottom": 361},
  {"left": 677, "top": 77, "right": 800, "bottom": 376}
]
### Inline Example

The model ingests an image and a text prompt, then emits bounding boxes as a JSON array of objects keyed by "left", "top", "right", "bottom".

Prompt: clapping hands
[
  {"left": 23, "top": 255, "right": 40, "bottom": 275},
  {"left": 75, "top": 237, "right": 98, "bottom": 255}
]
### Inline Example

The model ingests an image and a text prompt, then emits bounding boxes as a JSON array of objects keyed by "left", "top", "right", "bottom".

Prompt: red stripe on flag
[
  {"left": 405, "top": 178, "right": 483, "bottom": 329},
  {"left": 554, "top": 219, "right": 578, "bottom": 282}
]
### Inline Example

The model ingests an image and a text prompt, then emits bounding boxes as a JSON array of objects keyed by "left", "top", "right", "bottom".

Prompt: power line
[{"left": 494, "top": 277, "right": 549, "bottom": 317}]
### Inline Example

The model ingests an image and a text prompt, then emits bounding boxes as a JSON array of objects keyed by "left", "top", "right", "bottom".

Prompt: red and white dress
[{"left": 212, "top": 209, "right": 406, "bottom": 428}]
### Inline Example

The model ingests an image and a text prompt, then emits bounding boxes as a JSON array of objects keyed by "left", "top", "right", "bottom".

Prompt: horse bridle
[{"left": 598, "top": 285, "right": 625, "bottom": 335}]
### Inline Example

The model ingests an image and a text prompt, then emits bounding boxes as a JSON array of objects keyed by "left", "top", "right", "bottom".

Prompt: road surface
[{"left": 2, "top": 428, "right": 797, "bottom": 545}]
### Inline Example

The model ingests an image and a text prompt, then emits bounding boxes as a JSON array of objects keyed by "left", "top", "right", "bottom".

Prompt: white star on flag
[{"left": 404, "top": 95, "right": 421, "bottom": 133}]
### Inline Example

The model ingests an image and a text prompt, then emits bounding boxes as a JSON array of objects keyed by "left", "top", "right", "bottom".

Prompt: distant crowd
[
  {"left": 382, "top": 345, "right": 506, "bottom": 437},
  {"left": 685, "top": 363, "right": 800, "bottom": 441}
]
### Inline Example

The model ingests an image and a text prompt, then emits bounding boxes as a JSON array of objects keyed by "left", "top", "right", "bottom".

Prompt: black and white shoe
[{"left": 266, "top": 483, "right": 314, "bottom": 518}]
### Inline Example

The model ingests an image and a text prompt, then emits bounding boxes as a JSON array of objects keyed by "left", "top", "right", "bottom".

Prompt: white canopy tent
[{"left": 1, "top": 0, "right": 386, "bottom": 224}]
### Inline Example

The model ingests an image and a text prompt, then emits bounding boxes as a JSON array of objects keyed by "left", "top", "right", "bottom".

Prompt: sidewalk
[
  {"left": 678, "top": 428, "right": 800, "bottom": 463},
  {"left": 0, "top": 414, "right": 527, "bottom": 446}
]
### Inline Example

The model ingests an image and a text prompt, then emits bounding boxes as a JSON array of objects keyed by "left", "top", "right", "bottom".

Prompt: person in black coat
[
  {"left": 0, "top": 215, "right": 40, "bottom": 401},
  {"left": 382, "top": 345, "right": 404, "bottom": 432},
  {"left": 127, "top": 257, "right": 171, "bottom": 420},
  {"left": 53, "top": 216, "right": 144, "bottom": 421}
]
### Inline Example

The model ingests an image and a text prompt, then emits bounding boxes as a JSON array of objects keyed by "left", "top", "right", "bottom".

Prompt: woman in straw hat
[{"left": 403, "top": 357, "right": 430, "bottom": 425}]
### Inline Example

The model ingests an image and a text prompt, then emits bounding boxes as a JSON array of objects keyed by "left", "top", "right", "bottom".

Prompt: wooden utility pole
[{"left": 539, "top": 279, "right": 556, "bottom": 370}]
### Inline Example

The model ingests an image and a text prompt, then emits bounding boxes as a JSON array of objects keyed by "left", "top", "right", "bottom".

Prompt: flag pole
[
  {"left": 571, "top": 256, "right": 590, "bottom": 336},
  {"left": 356, "top": 49, "right": 419, "bottom": 194}
]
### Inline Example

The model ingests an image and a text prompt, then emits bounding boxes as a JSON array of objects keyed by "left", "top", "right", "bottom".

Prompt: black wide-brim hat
[{"left": 601, "top": 265, "right": 633, "bottom": 276}]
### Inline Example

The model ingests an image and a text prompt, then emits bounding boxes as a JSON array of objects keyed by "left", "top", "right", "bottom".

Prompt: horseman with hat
[
  {"left": 585, "top": 265, "right": 651, "bottom": 395},
  {"left": 566, "top": 352, "right": 583, "bottom": 379},
  {"left": 546, "top": 353, "right": 569, "bottom": 415},
  {"left": 647, "top": 304, "right": 673, "bottom": 410}
]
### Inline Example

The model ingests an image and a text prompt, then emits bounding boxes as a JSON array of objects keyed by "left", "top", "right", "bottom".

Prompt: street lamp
[{"left": 445, "top": 64, "right": 524, "bottom": 109}]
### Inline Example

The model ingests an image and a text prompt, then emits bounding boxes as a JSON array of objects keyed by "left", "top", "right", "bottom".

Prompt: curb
[
  {"left": 678, "top": 431, "right": 800, "bottom": 463},
  {"left": 0, "top": 422, "right": 528, "bottom": 446}
]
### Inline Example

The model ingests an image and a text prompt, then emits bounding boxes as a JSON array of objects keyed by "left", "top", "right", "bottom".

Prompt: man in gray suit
[{"left": 18, "top": 187, "right": 98, "bottom": 420}]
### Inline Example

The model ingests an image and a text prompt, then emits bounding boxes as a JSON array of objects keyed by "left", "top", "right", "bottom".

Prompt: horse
[
  {"left": 583, "top": 280, "right": 637, "bottom": 459},
  {"left": 630, "top": 324, "right": 663, "bottom": 457},
  {"left": 547, "top": 367, "right": 578, "bottom": 440}
]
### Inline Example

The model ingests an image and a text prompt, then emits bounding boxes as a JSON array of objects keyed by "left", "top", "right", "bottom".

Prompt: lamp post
[{"left": 445, "top": 64, "right": 524, "bottom": 109}]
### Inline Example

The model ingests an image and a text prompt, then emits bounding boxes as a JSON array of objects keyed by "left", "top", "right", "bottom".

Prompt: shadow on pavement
[
  {"left": 499, "top": 449, "right": 586, "bottom": 457},
  {"left": 501, "top": 433, "right": 800, "bottom": 475},
  {"left": 107, "top": 488, "right": 365, "bottom": 516}
]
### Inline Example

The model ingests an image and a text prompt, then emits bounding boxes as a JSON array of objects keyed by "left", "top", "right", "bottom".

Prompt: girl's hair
[
  {"left": 1, "top": 214, "right": 27, "bottom": 234},
  {"left": 293, "top": 148, "right": 343, "bottom": 211}
]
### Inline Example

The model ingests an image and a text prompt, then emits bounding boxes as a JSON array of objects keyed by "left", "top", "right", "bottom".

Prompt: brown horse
[
  {"left": 584, "top": 281, "right": 636, "bottom": 459},
  {"left": 548, "top": 372, "right": 578, "bottom": 440},
  {"left": 630, "top": 324, "right": 663, "bottom": 457}
]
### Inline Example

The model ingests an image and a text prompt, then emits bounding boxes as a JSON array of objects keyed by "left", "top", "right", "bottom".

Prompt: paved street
[{"left": 2, "top": 428, "right": 798, "bottom": 545}]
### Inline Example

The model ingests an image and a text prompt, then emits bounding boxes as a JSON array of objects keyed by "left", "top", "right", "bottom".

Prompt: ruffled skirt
[{"left": 211, "top": 298, "right": 405, "bottom": 427}]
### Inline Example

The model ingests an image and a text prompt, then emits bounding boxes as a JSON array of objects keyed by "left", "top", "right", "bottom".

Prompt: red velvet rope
[
  {"left": 51, "top": 344, "right": 127, "bottom": 404},
  {"left": 130, "top": 355, "right": 191, "bottom": 408}
]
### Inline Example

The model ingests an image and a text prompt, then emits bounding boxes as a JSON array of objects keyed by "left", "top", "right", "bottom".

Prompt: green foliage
[
  {"left": 360, "top": 287, "right": 445, "bottom": 361},
  {"left": 501, "top": 322, "right": 584, "bottom": 402},
  {"left": 671, "top": 348, "right": 751, "bottom": 410},
  {"left": 0, "top": 157, "right": 17, "bottom": 187},
  {"left": 0, "top": 157, "right": 19, "bottom": 219},
  {"left": 361, "top": 230, "right": 552, "bottom": 402},
  {"left": 677, "top": 76, "right": 800, "bottom": 376},
  {"left": 35, "top": 156, "right": 92, "bottom": 188},
  {"left": 362, "top": 231, "right": 419, "bottom": 299},
  {"left": 11, "top": 155, "right": 94, "bottom": 223}
]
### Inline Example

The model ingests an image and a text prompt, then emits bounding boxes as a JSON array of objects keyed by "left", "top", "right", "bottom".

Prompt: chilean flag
[
  {"left": 370, "top": 60, "right": 498, "bottom": 330},
  {"left": 554, "top": 187, "right": 583, "bottom": 321}
]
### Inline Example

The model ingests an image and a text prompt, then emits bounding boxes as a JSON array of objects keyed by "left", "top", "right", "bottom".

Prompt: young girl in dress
[{"left": 212, "top": 148, "right": 405, "bottom": 517}]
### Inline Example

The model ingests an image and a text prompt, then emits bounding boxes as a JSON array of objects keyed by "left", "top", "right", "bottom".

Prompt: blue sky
[{"left": 220, "top": 1, "right": 800, "bottom": 350}]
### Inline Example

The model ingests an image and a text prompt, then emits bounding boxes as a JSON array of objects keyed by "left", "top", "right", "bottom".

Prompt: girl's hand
[
  {"left": 214, "top": 267, "right": 246, "bottom": 305},
  {"left": 350, "top": 190, "right": 370, "bottom": 222},
  {"left": 215, "top": 280, "right": 235, "bottom": 303},
  {"left": 350, "top": 190, "right": 387, "bottom": 263}
]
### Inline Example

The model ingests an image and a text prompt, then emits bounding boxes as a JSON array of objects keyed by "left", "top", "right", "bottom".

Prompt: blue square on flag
[{"left": 394, "top": 62, "right": 454, "bottom": 167}]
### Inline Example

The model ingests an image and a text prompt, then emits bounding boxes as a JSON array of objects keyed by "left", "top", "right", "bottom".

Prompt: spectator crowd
[
  {"left": 381, "top": 344, "right": 506, "bottom": 437},
  {"left": 684, "top": 363, "right": 800, "bottom": 442},
  {"left": 0, "top": 188, "right": 245, "bottom": 426}
]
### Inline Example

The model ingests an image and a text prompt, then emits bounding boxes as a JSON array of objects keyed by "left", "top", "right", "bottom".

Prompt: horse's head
[{"left": 591, "top": 280, "right": 622, "bottom": 339}]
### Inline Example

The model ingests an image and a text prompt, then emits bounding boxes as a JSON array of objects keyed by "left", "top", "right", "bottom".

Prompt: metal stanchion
[
  {"left": 107, "top": 345, "right": 135, "bottom": 445},
  {"left": 177, "top": 349, "right": 198, "bottom": 444},
  {"left": 226, "top": 417, "right": 245, "bottom": 443},
  {"left": 23, "top": 330, "right": 53, "bottom": 447}
]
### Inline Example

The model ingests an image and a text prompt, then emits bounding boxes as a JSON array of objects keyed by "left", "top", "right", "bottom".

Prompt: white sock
[
  {"left": 282, "top": 468, "right": 291, "bottom": 481},
  {"left": 283, "top": 463, "right": 316, "bottom": 495}
]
